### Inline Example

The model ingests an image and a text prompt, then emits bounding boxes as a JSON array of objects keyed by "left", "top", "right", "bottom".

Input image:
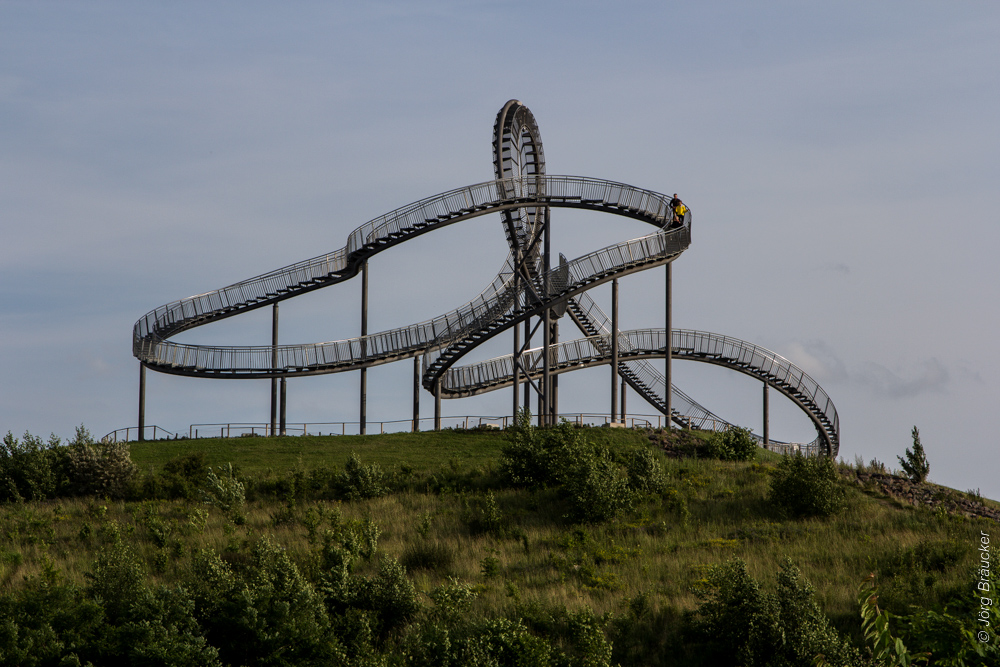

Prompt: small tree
[{"left": 898, "top": 426, "right": 930, "bottom": 483}]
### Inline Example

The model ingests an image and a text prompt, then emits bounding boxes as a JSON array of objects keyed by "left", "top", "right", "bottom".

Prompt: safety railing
[
  {"left": 136, "top": 210, "right": 688, "bottom": 379},
  {"left": 133, "top": 176, "right": 687, "bottom": 375},
  {"left": 101, "top": 425, "right": 177, "bottom": 443},
  {"left": 438, "top": 327, "right": 838, "bottom": 455},
  {"left": 134, "top": 176, "right": 675, "bottom": 344},
  {"left": 105, "top": 413, "right": 709, "bottom": 442}
]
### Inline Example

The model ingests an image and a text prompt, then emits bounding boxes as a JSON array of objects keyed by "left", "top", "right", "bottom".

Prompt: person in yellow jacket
[{"left": 669, "top": 194, "right": 687, "bottom": 227}]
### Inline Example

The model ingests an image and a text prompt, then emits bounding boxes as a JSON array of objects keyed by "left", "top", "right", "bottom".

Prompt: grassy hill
[{"left": 0, "top": 424, "right": 997, "bottom": 665}]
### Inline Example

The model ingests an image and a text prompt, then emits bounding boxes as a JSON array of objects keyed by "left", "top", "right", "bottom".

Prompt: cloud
[
  {"left": 857, "top": 358, "right": 949, "bottom": 398},
  {"left": 784, "top": 341, "right": 950, "bottom": 399},
  {"left": 783, "top": 340, "right": 850, "bottom": 383},
  {"left": 823, "top": 262, "right": 850, "bottom": 275}
]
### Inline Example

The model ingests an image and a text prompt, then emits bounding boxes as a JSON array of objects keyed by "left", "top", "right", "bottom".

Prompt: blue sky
[{"left": 2, "top": 1, "right": 998, "bottom": 499}]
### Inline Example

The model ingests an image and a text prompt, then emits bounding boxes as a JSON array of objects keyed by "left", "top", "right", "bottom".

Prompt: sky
[{"left": 2, "top": 2, "right": 998, "bottom": 500}]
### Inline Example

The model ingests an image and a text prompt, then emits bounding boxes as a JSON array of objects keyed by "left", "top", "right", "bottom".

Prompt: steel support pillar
[
  {"left": 270, "top": 303, "right": 279, "bottom": 436},
  {"left": 541, "top": 209, "right": 551, "bottom": 427},
  {"left": 523, "top": 318, "right": 531, "bottom": 412},
  {"left": 138, "top": 363, "right": 146, "bottom": 442},
  {"left": 665, "top": 262, "right": 672, "bottom": 425},
  {"left": 763, "top": 382, "right": 770, "bottom": 448},
  {"left": 620, "top": 376, "right": 627, "bottom": 425},
  {"left": 360, "top": 261, "right": 368, "bottom": 435},
  {"left": 434, "top": 379, "right": 441, "bottom": 431},
  {"left": 280, "top": 378, "right": 287, "bottom": 436},
  {"left": 413, "top": 355, "right": 420, "bottom": 432},
  {"left": 551, "top": 319, "right": 559, "bottom": 422},
  {"left": 513, "top": 247, "right": 521, "bottom": 422},
  {"left": 611, "top": 278, "right": 619, "bottom": 422}
]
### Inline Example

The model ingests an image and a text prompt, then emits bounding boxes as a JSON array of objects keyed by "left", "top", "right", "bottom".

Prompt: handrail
[
  {"left": 101, "top": 425, "right": 177, "bottom": 443},
  {"left": 440, "top": 328, "right": 838, "bottom": 456},
  {"left": 134, "top": 177, "right": 688, "bottom": 380}
]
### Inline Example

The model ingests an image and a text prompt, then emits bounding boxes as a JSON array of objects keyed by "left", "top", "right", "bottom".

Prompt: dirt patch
[{"left": 646, "top": 428, "right": 710, "bottom": 459}]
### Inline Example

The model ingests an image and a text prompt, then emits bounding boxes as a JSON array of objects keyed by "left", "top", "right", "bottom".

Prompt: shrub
[
  {"left": 154, "top": 451, "right": 209, "bottom": 500},
  {"left": 626, "top": 447, "right": 667, "bottom": 495},
  {"left": 898, "top": 426, "right": 930, "bottom": 483},
  {"left": 353, "top": 555, "right": 421, "bottom": 639},
  {"left": 463, "top": 491, "right": 506, "bottom": 536},
  {"left": 690, "top": 558, "right": 860, "bottom": 667},
  {"left": 768, "top": 452, "right": 845, "bottom": 518},
  {"left": 690, "top": 558, "right": 781, "bottom": 664},
  {"left": 339, "top": 454, "right": 387, "bottom": 500},
  {"left": 67, "top": 426, "right": 138, "bottom": 498},
  {"left": 0, "top": 430, "right": 68, "bottom": 502},
  {"left": 499, "top": 413, "right": 593, "bottom": 489},
  {"left": 704, "top": 426, "right": 757, "bottom": 461},
  {"left": 190, "top": 539, "right": 342, "bottom": 666},
  {"left": 201, "top": 463, "right": 246, "bottom": 523},
  {"left": 774, "top": 560, "right": 860, "bottom": 666},
  {"left": 725, "top": 426, "right": 759, "bottom": 461},
  {"left": 562, "top": 453, "right": 635, "bottom": 523}
]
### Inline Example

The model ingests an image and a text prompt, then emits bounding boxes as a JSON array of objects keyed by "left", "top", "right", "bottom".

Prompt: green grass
[
  {"left": 129, "top": 429, "right": 509, "bottom": 474},
  {"left": 129, "top": 425, "right": 649, "bottom": 475},
  {"left": 2, "top": 427, "right": 997, "bottom": 664}
]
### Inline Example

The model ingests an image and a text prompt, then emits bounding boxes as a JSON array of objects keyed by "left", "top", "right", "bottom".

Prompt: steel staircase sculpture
[{"left": 133, "top": 99, "right": 839, "bottom": 457}]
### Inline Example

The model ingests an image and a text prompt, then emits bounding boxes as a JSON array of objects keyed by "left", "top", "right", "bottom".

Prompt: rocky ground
[
  {"left": 846, "top": 470, "right": 1000, "bottom": 523},
  {"left": 645, "top": 427, "right": 1000, "bottom": 523}
]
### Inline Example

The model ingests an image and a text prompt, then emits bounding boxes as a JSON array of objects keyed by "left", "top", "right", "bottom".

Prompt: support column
[
  {"left": 620, "top": 377, "right": 627, "bottom": 425},
  {"left": 434, "top": 379, "right": 442, "bottom": 431},
  {"left": 513, "top": 248, "right": 521, "bottom": 422},
  {"left": 762, "top": 382, "right": 770, "bottom": 448},
  {"left": 279, "top": 378, "right": 287, "bottom": 436},
  {"left": 541, "top": 208, "right": 551, "bottom": 427},
  {"left": 360, "top": 261, "right": 368, "bottom": 435},
  {"left": 665, "top": 263, "right": 672, "bottom": 426},
  {"left": 270, "top": 303, "right": 279, "bottom": 436},
  {"left": 543, "top": 308, "right": 551, "bottom": 427},
  {"left": 413, "top": 355, "right": 421, "bottom": 432},
  {"left": 551, "top": 320, "right": 559, "bottom": 423},
  {"left": 611, "top": 278, "right": 619, "bottom": 423},
  {"left": 523, "top": 318, "right": 531, "bottom": 412},
  {"left": 138, "top": 363, "right": 146, "bottom": 442}
]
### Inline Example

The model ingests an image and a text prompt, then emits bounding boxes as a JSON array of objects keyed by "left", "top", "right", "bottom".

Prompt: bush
[
  {"left": 768, "top": 452, "right": 845, "bottom": 518},
  {"left": 690, "top": 558, "right": 781, "bottom": 664},
  {"left": 562, "top": 453, "right": 635, "bottom": 524},
  {"left": 67, "top": 426, "right": 138, "bottom": 498},
  {"left": 690, "top": 558, "right": 859, "bottom": 667},
  {"left": 200, "top": 463, "right": 246, "bottom": 523},
  {"left": 704, "top": 426, "right": 757, "bottom": 462},
  {"left": 339, "top": 454, "right": 387, "bottom": 500},
  {"left": 190, "top": 540, "right": 343, "bottom": 666},
  {"left": 353, "top": 555, "right": 421, "bottom": 639},
  {"left": 499, "top": 413, "right": 593, "bottom": 489},
  {"left": 898, "top": 426, "right": 930, "bottom": 483},
  {"left": 626, "top": 447, "right": 667, "bottom": 495},
  {"left": 0, "top": 430, "right": 68, "bottom": 502},
  {"left": 156, "top": 452, "right": 210, "bottom": 500}
]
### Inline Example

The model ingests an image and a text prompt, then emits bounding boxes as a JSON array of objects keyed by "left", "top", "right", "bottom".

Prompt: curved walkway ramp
[
  {"left": 133, "top": 177, "right": 688, "bottom": 384},
  {"left": 440, "top": 328, "right": 839, "bottom": 457}
]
